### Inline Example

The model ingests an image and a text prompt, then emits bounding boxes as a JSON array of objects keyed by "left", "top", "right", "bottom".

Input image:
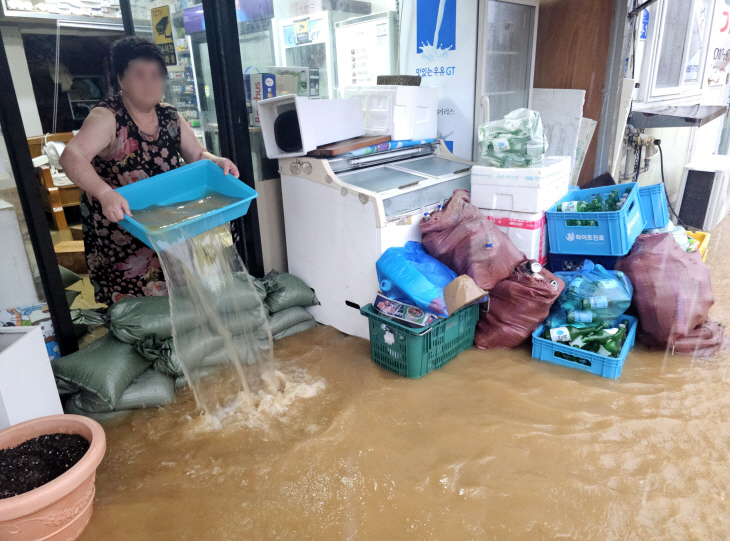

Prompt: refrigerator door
[{"left": 473, "top": 0, "right": 539, "bottom": 160}]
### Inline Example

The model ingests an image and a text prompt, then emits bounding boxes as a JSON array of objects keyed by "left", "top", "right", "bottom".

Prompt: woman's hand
[
  {"left": 215, "top": 157, "right": 239, "bottom": 178},
  {"left": 97, "top": 191, "right": 133, "bottom": 223}
]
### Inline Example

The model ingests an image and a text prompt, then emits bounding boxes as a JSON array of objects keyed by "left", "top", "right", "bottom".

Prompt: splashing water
[{"left": 143, "top": 214, "right": 320, "bottom": 428}]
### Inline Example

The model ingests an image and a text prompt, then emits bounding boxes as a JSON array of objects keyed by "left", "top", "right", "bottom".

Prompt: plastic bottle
[
  {"left": 485, "top": 233, "right": 493, "bottom": 250},
  {"left": 581, "top": 296, "right": 612, "bottom": 309},
  {"left": 567, "top": 309, "right": 595, "bottom": 324},
  {"left": 437, "top": 199, "right": 445, "bottom": 212},
  {"left": 421, "top": 206, "right": 431, "bottom": 223}
]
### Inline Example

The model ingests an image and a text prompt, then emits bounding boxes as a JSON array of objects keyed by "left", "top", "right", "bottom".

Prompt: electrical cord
[{"left": 657, "top": 142, "right": 688, "bottom": 228}]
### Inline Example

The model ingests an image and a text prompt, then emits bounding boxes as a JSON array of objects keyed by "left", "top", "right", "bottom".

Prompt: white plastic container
[
  {"left": 0, "top": 326, "right": 63, "bottom": 430},
  {"left": 480, "top": 209, "right": 549, "bottom": 264},
  {"left": 258, "top": 95, "right": 365, "bottom": 159},
  {"left": 343, "top": 85, "right": 438, "bottom": 141},
  {"left": 471, "top": 156, "right": 572, "bottom": 213}
]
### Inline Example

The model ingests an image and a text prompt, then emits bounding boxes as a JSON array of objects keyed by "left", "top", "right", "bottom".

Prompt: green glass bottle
[
  {"left": 589, "top": 321, "right": 629, "bottom": 358},
  {"left": 544, "top": 321, "right": 607, "bottom": 343},
  {"left": 559, "top": 201, "right": 592, "bottom": 212}
]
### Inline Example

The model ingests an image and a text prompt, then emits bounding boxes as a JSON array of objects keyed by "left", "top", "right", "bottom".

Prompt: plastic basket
[
  {"left": 116, "top": 160, "right": 258, "bottom": 248},
  {"left": 688, "top": 231, "right": 711, "bottom": 262},
  {"left": 546, "top": 182, "right": 645, "bottom": 256},
  {"left": 548, "top": 253, "right": 624, "bottom": 272},
  {"left": 360, "top": 304, "right": 479, "bottom": 378},
  {"left": 638, "top": 183, "right": 670, "bottom": 230},
  {"left": 531, "top": 315, "right": 638, "bottom": 379}
]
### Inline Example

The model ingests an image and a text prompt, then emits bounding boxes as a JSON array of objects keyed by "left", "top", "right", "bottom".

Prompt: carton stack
[{"left": 470, "top": 157, "right": 572, "bottom": 265}]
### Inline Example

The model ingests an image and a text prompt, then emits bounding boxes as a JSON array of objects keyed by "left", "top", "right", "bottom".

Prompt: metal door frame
[{"left": 0, "top": 30, "right": 78, "bottom": 355}]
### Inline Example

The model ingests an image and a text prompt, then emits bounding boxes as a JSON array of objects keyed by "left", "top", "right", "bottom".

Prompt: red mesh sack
[
  {"left": 475, "top": 266, "right": 565, "bottom": 349},
  {"left": 420, "top": 189, "right": 526, "bottom": 291},
  {"left": 639, "top": 320, "right": 726, "bottom": 357},
  {"left": 615, "top": 233, "right": 722, "bottom": 355}
]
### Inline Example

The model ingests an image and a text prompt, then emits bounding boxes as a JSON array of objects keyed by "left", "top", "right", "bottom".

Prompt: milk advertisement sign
[{"left": 399, "top": 0, "right": 478, "bottom": 159}]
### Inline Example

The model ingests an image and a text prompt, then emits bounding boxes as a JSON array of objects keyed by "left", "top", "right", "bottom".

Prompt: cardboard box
[
  {"left": 443, "top": 275, "right": 488, "bottom": 316},
  {"left": 245, "top": 73, "right": 276, "bottom": 126},
  {"left": 373, "top": 293, "right": 438, "bottom": 327},
  {"left": 480, "top": 208, "right": 549, "bottom": 265}
]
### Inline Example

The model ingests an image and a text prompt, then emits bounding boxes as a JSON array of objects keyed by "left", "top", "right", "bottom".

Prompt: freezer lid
[
  {"left": 390, "top": 156, "right": 472, "bottom": 177},
  {"left": 339, "top": 166, "right": 428, "bottom": 193}
]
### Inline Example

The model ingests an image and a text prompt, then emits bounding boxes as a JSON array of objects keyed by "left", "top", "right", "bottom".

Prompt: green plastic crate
[{"left": 359, "top": 304, "right": 479, "bottom": 378}]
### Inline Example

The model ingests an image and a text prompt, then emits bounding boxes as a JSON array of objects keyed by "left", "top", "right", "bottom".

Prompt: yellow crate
[{"left": 688, "top": 231, "right": 710, "bottom": 262}]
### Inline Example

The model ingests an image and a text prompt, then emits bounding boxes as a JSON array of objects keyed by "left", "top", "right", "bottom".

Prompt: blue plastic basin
[{"left": 115, "top": 160, "right": 258, "bottom": 248}]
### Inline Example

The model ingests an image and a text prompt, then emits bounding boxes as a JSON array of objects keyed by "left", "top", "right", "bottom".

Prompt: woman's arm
[
  {"left": 60, "top": 107, "right": 132, "bottom": 222},
  {"left": 178, "top": 114, "right": 240, "bottom": 178}
]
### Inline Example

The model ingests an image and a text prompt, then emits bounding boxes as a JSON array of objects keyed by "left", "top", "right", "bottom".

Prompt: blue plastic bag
[
  {"left": 547, "top": 260, "right": 633, "bottom": 328},
  {"left": 376, "top": 241, "right": 457, "bottom": 317}
]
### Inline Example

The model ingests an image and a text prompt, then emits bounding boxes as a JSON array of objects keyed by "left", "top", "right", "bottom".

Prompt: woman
[{"left": 61, "top": 36, "right": 239, "bottom": 304}]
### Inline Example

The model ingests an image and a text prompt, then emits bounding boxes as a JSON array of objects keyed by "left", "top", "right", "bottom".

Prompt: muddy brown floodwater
[{"left": 80, "top": 230, "right": 730, "bottom": 541}]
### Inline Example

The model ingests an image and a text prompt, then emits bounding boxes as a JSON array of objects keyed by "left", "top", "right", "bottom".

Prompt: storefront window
[{"left": 129, "top": 0, "right": 398, "bottom": 181}]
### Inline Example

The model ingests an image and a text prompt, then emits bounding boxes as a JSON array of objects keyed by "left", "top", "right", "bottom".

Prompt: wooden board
[
  {"left": 534, "top": 0, "right": 614, "bottom": 186},
  {"left": 54, "top": 241, "right": 87, "bottom": 275},
  {"left": 308, "top": 135, "right": 391, "bottom": 157}
]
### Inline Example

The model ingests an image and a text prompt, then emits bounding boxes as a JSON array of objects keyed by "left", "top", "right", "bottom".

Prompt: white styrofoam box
[
  {"left": 480, "top": 209, "right": 548, "bottom": 265},
  {"left": 258, "top": 95, "right": 365, "bottom": 159},
  {"left": 343, "top": 85, "right": 438, "bottom": 141},
  {"left": 0, "top": 326, "right": 63, "bottom": 430},
  {"left": 471, "top": 156, "right": 572, "bottom": 213}
]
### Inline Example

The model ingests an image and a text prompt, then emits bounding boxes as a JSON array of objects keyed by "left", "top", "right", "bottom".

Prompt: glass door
[{"left": 473, "top": 0, "right": 538, "bottom": 160}]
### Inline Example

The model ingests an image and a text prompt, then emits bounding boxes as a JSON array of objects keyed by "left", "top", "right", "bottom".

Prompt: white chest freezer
[{"left": 279, "top": 142, "right": 473, "bottom": 339}]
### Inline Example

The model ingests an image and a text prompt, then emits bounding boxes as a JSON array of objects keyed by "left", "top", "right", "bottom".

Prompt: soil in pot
[{"left": 0, "top": 433, "right": 90, "bottom": 499}]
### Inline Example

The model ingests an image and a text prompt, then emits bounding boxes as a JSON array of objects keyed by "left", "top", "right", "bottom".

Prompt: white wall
[{"left": 1, "top": 26, "right": 43, "bottom": 137}]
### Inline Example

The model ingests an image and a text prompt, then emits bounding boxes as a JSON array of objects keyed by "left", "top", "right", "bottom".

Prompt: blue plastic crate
[
  {"left": 546, "top": 182, "right": 646, "bottom": 256},
  {"left": 548, "top": 253, "right": 624, "bottom": 272},
  {"left": 115, "top": 160, "right": 258, "bottom": 248},
  {"left": 531, "top": 315, "right": 638, "bottom": 379},
  {"left": 638, "top": 183, "right": 670, "bottom": 230}
]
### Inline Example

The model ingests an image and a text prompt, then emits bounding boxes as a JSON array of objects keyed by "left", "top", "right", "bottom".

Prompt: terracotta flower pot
[{"left": 0, "top": 414, "right": 106, "bottom": 541}]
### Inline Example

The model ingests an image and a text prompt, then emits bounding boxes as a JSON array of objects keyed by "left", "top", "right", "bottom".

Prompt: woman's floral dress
[{"left": 80, "top": 92, "right": 181, "bottom": 304}]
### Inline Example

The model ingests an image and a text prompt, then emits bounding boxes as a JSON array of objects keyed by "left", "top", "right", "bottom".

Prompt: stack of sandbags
[
  {"left": 262, "top": 272, "right": 319, "bottom": 340},
  {"left": 53, "top": 333, "right": 174, "bottom": 420}
]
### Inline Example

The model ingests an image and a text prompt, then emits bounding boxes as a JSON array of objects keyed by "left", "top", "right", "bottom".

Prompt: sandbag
[
  {"left": 615, "top": 233, "right": 722, "bottom": 355},
  {"left": 52, "top": 333, "right": 150, "bottom": 409},
  {"left": 475, "top": 265, "right": 564, "bottom": 349},
  {"left": 64, "top": 399, "right": 133, "bottom": 424},
  {"left": 70, "top": 369, "right": 175, "bottom": 413},
  {"left": 59, "top": 265, "right": 82, "bottom": 288},
  {"left": 135, "top": 335, "right": 184, "bottom": 378},
  {"left": 376, "top": 241, "right": 457, "bottom": 317},
  {"left": 109, "top": 296, "right": 175, "bottom": 344},
  {"left": 420, "top": 189, "right": 526, "bottom": 291},
  {"left": 65, "top": 289, "right": 80, "bottom": 306},
  {"left": 269, "top": 306, "right": 315, "bottom": 336},
  {"left": 109, "top": 275, "right": 266, "bottom": 343},
  {"left": 71, "top": 308, "right": 109, "bottom": 327},
  {"left": 263, "top": 272, "right": 319, "bottom": 313},
  {"left": 274, "top": 319, "right": 317, "bottom": 340}
]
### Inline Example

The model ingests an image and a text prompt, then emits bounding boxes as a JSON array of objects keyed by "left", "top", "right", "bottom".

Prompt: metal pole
[
  {"left": 201, "top": 0, "right": 265, "bottom": 277},
  {"left": 0, "top": 31, "right": 78, "bottom": 355},
  {"left": 120, "top": 0, "right": 135, "bottom": 36}
]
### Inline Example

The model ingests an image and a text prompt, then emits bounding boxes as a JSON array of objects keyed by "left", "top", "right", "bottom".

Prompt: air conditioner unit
[{"left": 675, "top": 155, "right": 730, "bottom": 231}]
